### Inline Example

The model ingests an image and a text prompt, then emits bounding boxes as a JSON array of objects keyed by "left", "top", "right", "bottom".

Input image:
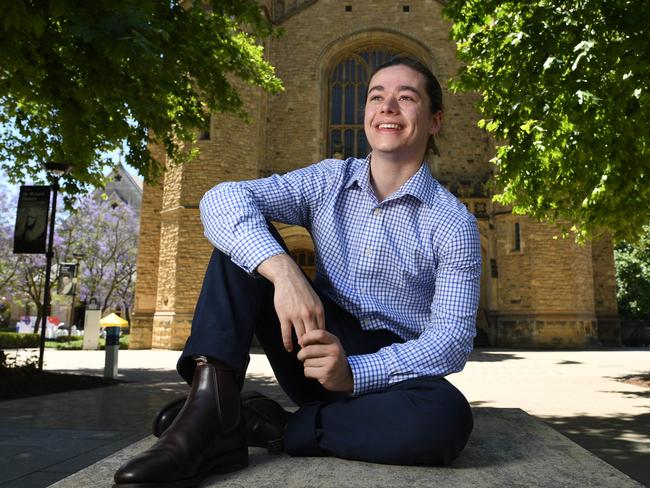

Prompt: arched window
[{"left": 328, "top": 48, "right": 398, "bottom": 159}]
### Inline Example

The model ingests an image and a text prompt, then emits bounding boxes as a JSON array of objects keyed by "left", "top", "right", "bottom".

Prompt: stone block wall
[
  {"left": 494, "top": 214, "right": 599, "bottom": 347},
  {"left": 133, "top": 0, "right": 619, "bottom": 350},
  {"left": 146, "top": 79, "right": 264, "bottom": 349},
  {"left": 591, "top": 235, "right": 621, "bottom": 345}
]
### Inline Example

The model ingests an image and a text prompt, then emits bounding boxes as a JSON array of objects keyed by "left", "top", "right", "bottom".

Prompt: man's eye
[
  {"left": 370, "top": 96, "right": 382, "bottom": 101},
  {"left": 400, "top": 96, "right": 414, "bottom": 101}
]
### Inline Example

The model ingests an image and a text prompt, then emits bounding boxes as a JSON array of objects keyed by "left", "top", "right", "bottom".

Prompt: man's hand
[
  {"left": 258, "top": 253, "right": 325, "bottom": 352},
  {"left": 297, "top": 329, "right": 353, "bottom": 393}
]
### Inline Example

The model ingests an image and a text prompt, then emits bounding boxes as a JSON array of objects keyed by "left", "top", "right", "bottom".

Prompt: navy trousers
[{"left": 177, "top": 231, "right": 473, "bottom": 466}]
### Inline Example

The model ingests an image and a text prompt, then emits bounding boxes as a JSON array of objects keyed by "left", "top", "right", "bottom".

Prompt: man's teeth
[{"left": 378, "top": 123, "right": 402, "bottom": 129}]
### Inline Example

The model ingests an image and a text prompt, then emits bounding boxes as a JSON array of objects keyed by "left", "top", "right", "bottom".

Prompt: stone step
[{"left": 50, "top": 408, "right": 644, "bottom": 488}]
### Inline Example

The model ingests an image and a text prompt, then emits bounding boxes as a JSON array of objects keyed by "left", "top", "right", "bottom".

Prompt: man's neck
[{"left": 368, "top": 153, "right": 423, "bottom": 202}]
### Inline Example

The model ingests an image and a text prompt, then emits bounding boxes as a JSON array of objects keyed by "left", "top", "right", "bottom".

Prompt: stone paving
[
  {"left": 0, "top": 348, "right": 647, "bottom": 487},
  {"left": 52, "top": 409, "right": 644, "bottom": 488}
]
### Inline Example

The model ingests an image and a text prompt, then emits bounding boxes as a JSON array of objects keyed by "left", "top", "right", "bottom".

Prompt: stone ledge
[{"left": 50, "top": 408, "right": 643, "bottom": 488}]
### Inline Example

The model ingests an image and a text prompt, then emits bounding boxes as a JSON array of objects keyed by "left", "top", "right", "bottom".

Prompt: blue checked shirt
[{"left": 199, "top": 157, "right": 481, "bottom": 396}]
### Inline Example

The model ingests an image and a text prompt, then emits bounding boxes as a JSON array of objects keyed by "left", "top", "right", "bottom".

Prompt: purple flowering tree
[
  {"left": 0, "top": 190, "right": 20, "bottom": 293},
  {"left": 58, "top": 195, "right": 139, "bottom": 321},
  {"left": 0, "top": 176, "right": 139, "bottom": 328}
]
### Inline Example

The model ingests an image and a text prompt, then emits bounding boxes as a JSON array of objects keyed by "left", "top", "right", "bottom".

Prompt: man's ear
[{"left": 429, "top": 111, "right": 443, "bottom": 135}]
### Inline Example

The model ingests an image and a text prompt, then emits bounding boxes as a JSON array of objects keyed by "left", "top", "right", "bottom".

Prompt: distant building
[{"left": 96, "top": 163, "right": 143, "bottom": 215}]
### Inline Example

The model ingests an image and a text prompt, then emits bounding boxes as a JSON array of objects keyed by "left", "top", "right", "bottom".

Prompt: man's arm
[
  {"left": 199, "top": 160, "right": 339, "bottom": 349},
  {"left": 346, "top": 215, "right": 482, "bottom": 396},
  {"left": 199, "top": 160, "right": 336, "bottom": 275}
]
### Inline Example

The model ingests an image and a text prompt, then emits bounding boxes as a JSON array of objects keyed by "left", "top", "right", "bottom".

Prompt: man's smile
[{"left": 377, "top": 123, "right": 403, "bottom": 130}]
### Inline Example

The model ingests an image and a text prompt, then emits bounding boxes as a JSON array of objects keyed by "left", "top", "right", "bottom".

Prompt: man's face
[{"left": 364, "top": 64, "right": 442, "bottom": 163}]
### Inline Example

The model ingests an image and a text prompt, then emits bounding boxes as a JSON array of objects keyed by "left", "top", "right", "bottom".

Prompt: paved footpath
[{"left": 0, "top": 348, "right": 647, "bottom": 487}]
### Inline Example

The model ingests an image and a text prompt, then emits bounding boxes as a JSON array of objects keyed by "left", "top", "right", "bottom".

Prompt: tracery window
[{"left": 327, "top": 48, "right": 398, "bottom": 159}]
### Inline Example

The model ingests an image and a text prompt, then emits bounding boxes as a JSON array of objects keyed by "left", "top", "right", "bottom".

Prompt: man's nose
[{"left": 379, "top": 96, "right": 399, "bottom": 113}]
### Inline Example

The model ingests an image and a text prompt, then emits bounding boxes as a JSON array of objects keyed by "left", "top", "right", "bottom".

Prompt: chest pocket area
[{"left": 399, "top": 246, "right": 437, "bottom": 291}]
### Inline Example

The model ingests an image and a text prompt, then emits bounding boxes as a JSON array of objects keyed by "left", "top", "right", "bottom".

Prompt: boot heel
[{"left": 212, "top": 446, "right": 249, "bottom": 474}]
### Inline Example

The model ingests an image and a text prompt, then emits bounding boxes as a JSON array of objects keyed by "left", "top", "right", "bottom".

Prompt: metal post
[
  {"left": 38, "top": 180, "right": 58, "bottom": 371},
  {"left": 104, "top": 326, "right": 121, "bottom": 378},
  {"left": 69, "top": 254, "right": 83, "bottom": 332}
]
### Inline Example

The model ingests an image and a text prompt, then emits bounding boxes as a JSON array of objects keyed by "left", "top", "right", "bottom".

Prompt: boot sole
[{"left": 113, "top": 446, "right": 248, "bottom": 488}]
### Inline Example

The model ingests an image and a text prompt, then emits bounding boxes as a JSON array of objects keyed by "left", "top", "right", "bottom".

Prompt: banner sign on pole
[
  {"left": 13, "top": 186, "right": 51, "bottom": 254},
  {"left": 57, "top": 263, "right": 77, "bottom": 295}
]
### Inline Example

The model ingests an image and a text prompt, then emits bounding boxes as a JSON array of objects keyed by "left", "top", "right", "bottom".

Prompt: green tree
[
  {"left": 445, "top": 1, "right": 649, "bottom": 241},
  {"left": 0, "top": 0, "right": 282, "bottom": 196},
  {"left": 615, "top": 225, "right": 650, "bottom": 319}
]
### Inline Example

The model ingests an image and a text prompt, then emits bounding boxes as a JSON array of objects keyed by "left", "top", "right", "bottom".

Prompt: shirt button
[
  {"left": 373, "top": 208, "right": 381, "bottom": 216},
  {"left": 365, "top": 247, "right": 372, "bottom": 256}
]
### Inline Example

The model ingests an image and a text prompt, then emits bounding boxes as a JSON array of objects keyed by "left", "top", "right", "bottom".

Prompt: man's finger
[
  {"left": 303, "top": 366, "right": 322, "bottom": 381},
  {"left": 301, "top": 307, "right": 322, "bottom": 333},
  {"left": 300, "top": 329, "right": 335, "bottom": 347},
  {"left": 316, "top": 305, "right": 326, "bottom": 330},
  {"left": 280, "top": 319, "right": 294, "bottom": 352},
  {"left": 303, "top": 357, "right": 327, "bottom": 368},
  {"left": 293, "top": 318, "right": 306, "bottom": 344},
  {"left": 297, "top": 344, "right": 329, "bottom": 362}
]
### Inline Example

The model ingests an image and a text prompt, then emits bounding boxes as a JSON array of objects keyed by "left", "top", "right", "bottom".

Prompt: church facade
[{"left": 129, "top": 0, "right": 620, "bottom": 350}]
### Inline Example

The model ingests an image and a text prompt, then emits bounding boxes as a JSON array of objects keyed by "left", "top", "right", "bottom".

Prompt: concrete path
[{"left": 0, "top": 348, "right": 647, "bottom": 487}]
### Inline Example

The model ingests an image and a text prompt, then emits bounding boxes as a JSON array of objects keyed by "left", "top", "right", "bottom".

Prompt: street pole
[
  {"left": 37, "top": 162, "right": 70, "bottom": 371},
  {"left": 38, "top": 179, "right": 58, "bottom": 371},
  {"left": 69, "top": 254, "right": 84, "bottom": 332}
]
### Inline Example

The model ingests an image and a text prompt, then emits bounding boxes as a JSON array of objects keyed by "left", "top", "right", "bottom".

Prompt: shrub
[{"left": 0, "top": 332, "right": 40, "bottom": 349}]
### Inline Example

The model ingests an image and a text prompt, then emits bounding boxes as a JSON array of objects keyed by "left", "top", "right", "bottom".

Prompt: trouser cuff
[{"left": 284, "top": 402, "right": 326, "bottom": 456}]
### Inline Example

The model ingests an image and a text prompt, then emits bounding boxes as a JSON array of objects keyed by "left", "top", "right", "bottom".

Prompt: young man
[{"left": 115, "top": 56, "right": 481, "bottom": 488}]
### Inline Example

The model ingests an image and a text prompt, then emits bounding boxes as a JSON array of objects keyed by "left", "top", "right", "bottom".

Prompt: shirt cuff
[
  {"left": 347, "top": 353, "right": 389, "bottom": 396},
  {"left": 229, "top": 230, "right": 286, "bottom": 275}
]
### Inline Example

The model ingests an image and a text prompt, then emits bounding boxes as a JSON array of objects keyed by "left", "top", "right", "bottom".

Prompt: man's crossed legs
[{"left": 114, "top": 234, "right": 473, "bottom": 487}]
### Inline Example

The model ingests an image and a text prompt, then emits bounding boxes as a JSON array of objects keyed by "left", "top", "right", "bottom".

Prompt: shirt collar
[
  {"left": 345, "top": 155, "right": 372, "bottom": 191},
  {"left": 345, "top": 155, "right": 438, "bottom": 206}
]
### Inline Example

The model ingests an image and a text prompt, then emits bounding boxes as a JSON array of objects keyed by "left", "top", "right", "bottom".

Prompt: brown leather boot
[{"left": 114, "top": 356, "right": 247, "bottom": 488}]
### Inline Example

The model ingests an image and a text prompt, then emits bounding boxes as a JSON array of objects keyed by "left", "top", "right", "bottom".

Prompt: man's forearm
[{"left": 257, "top": 253, "right": 302, "bottom": 284}]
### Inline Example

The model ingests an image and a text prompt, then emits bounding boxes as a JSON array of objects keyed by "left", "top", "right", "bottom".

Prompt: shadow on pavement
[
  {"left": 468, "top": 350, "right": 524, "bottom": 362},
  {"left": 541, "top": 412, "right": 650, "bottom": 487}
]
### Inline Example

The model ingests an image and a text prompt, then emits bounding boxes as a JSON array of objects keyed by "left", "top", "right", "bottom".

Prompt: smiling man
[{"left": 115, "top": 56, "right": 481, "bottom": 488}]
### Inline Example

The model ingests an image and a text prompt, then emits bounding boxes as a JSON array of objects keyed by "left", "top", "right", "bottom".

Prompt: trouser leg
[
  {"left": 177, "top": 246, "right": 274, "bottom": 385},
  {"left": 285, "top": 376, "right": 474, "bottom": 466}
]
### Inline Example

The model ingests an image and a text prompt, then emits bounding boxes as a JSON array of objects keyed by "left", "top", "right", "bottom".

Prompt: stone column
[{"left": 130, "top": 149, "right": 165, "bottom": 349}]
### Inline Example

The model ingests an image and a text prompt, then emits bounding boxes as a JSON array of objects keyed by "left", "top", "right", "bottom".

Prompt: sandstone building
[{"left": 130, "top": 0, "right": 619, "bottom": 350}]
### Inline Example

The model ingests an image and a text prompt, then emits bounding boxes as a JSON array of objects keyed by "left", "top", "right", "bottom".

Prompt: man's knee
[{"left": 389, "top": 379, "right": 473, "bottom": 465}]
